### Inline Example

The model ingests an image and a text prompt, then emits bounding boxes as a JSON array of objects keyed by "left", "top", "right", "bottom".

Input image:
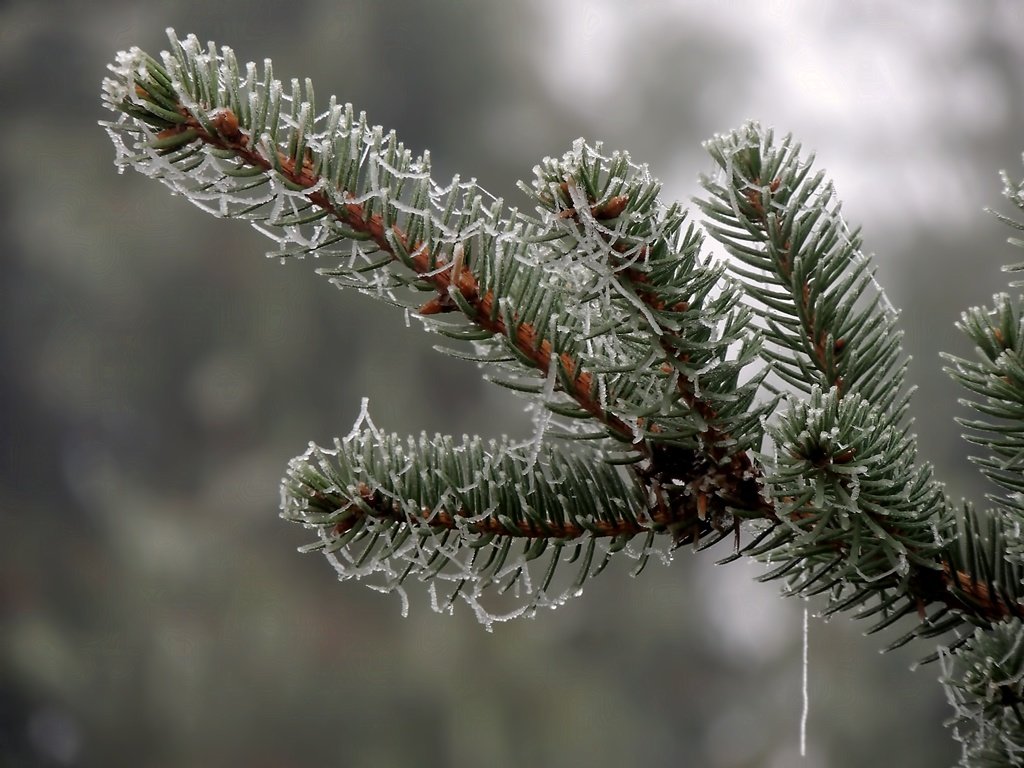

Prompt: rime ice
[
  {"left": 281, "top": 419, "right": 674, "bottom": 630},
  {"left": 102, "top": 32, "right": 940, "bottom": 635}
]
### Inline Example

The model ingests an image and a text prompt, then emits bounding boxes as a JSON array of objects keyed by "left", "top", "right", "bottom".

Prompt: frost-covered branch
[{"left": 102, "top": 30, "right": 1024, "bottom": 767}]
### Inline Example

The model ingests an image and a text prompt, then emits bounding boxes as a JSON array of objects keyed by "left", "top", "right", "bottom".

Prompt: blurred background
[{"left": 3, "top": 1, "right": 1024, "bottom": 765}]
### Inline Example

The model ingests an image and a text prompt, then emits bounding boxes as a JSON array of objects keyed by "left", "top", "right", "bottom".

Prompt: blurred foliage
[{"left": 4, "top": 1, "right": 1024, "bottom": 765}]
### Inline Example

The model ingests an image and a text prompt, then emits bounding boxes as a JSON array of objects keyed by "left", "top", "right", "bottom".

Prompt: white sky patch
[
  {"left": 527, "top": 0, "right": 1017, "bottom": 240},
  {"left": 701, "top": 558, "right": 792, "bottom": 662},
  {"left": 530, "top": 0, "right": 625, "bottom": 105}
]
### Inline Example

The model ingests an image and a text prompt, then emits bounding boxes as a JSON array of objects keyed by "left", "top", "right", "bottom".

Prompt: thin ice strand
[{"left": 801, "top": 599, "right": 809, "bottom": 758}]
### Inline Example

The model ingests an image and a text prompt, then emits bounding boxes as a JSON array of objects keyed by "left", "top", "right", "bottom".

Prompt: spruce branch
[
  {"left": 944, "top": 174, "right": 1024, "bottom": 562},
  {"left": 692, "top": 125, "right": 984, "bottom": 646},
  {"left": 99, "top": 28, "right": 1020, "bottom": 631},
  {"left": 282, "top": 405, "right": 679, "bottom": 626},
  {"left": 102, "top": 30, "right": 1024, "bottom": 765},
  {"left": 941, "top": 618, "right": 1024, "bottom": 766},
  {"left": 101, "top": 30, "right": 777, "bottom": 616},
  {"left": 698, "top": 125, "right": 908, "bottom": 418}
]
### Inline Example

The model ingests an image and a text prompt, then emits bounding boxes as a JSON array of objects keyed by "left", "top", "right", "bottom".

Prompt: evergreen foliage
[{"left": 101, "top": 30, "right": 1024, "bottom": 765}]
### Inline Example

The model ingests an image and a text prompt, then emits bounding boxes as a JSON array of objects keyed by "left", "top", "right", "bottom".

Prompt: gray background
[{"left": 4, "top": 1, "right": 1024, "bottom": 765}]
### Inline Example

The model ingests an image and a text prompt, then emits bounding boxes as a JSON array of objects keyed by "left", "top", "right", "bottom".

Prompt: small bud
[
  {"left": 594, "top": 195, "right": 629, "bottom": 220},
  {"left": 211, "top": 108, "right": 243, "bottom": 144}
]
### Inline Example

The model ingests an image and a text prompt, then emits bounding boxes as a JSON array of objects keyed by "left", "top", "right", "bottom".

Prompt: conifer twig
[{"left": 102, "top": 32, "right": 1024, "bottom": 764}]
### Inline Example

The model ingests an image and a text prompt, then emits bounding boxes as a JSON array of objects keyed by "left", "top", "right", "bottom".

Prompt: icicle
[{"left": 801, "top": 599, "right": 809, "bottom": 758}]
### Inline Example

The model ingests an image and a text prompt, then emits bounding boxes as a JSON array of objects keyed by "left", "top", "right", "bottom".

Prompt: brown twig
[
  {"left": 155, "top": 106, "right": 637, "bottom": 441},
  {"left": 324, "top": 483, "right": 698, "bottom": 540}
]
